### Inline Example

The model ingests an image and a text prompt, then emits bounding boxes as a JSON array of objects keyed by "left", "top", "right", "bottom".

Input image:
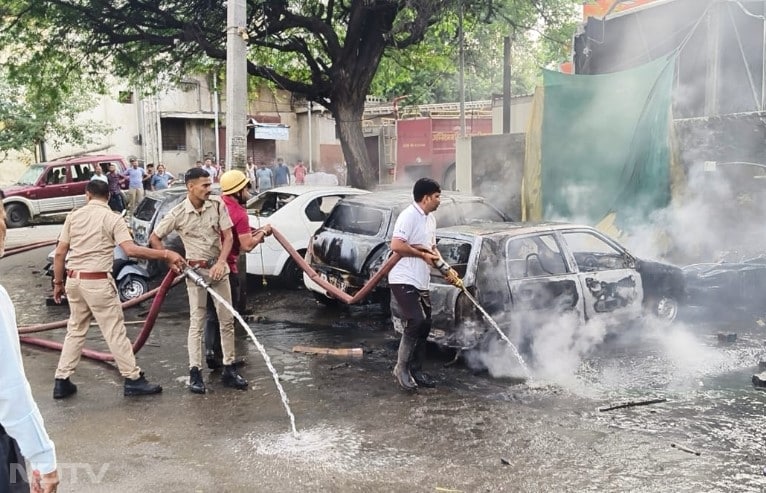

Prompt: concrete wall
[{"left": 491, "top": 95, "right": 534, "bottom": 134}]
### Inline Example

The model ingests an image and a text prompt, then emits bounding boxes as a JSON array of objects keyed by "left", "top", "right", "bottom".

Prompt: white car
[{"left": 246, "top": 185, "right": 369, "bottom": 287}]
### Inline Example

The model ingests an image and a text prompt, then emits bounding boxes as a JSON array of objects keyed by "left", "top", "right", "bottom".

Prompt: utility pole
[
  {"left": 503, "top": 36, "right": 512, "bottom": 134},
  {"left": 458, "top": 0, "right": 466, "bottom": 138},
  {"left": 226, "top": 0, "right": 248, "bottom": 312},
  {"left": 308, "top": 101, "right": 313, "bottom": 172},
  {"left": 226, "top": 0, "right": 248, "bottom": 172}
]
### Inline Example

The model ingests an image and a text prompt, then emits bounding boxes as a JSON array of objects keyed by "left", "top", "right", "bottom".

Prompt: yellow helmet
[{"left": 220, "top": 169, "right": 249, "bottom": 195}]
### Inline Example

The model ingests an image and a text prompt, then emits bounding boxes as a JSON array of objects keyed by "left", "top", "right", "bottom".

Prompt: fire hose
[{"left": 13, "top": 227, "right": 522, "bottom": 371}]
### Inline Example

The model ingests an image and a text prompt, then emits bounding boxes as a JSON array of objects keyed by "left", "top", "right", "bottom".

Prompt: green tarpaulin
[{"left": 540, "top": 55, "right": 677, "bottom": 226}]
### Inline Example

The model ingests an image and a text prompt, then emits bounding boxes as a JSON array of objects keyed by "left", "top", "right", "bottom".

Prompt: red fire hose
[
  {"left": 12, "top": 227, "right": 402, "bottom": 362},
  {"left": 19, "top": 269, "right": 181, "bottom": 361}
]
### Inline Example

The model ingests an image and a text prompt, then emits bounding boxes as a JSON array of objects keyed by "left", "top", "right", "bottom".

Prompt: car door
[
  {"left": 558, "top": 229, "right": 643, "bottom": 323},
  {"left": 505, "top": 233, "right": 585, "bottom": 326},
  {"left": 35, "top": 164, "right": 73, "bottom": 213}
]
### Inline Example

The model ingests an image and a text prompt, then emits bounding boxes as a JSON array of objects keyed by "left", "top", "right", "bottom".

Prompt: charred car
[
  {"left": 422, "top": 222, "right": 685, "bottom": 350},
  {"left": 304, "top": 189, "right": 509, "bottom": 305},
  {"left": 683, "top": 256, "right": 766, "bottom": 319}
]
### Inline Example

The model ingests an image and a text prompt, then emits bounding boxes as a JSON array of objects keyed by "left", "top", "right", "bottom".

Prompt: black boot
[
  {"left": 410, "top": 338, "right": 436, "bottom": 388},
  {"left": 53, "top": 378, "right": 77, "bottom": 399},
  {"left": 188, "top": 367, "right": 206, "bottom": 394},
  {"left": 393, "top": 335, "right": 418, "bottom": 391},
  {"left": 124, "top": 373, "right": 163, "bottom": 396},
  {"left": 222, "top": 364, "right": 248, "bottom": 390},
  {"left": 205, "top": 349, "right": 222, "bottom": 370}
]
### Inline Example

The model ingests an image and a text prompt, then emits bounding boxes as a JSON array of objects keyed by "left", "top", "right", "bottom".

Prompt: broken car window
[
  {"left": 324, "top": 203, "right": 385, "bottom": 236},
  {"left": 562, "top": 231, "right": 629, "bottom": 272},
  {"left": 506, "top": 234, "right": 568, "bottom": 279}
]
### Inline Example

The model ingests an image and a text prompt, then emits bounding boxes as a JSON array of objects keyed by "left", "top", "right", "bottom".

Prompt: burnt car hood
[
  {"left": 683, "top": 258, "right": 766, "bottom": 309},
  {"left": 311, "top": 229, "right": 387, "bottom": 277},
  {"left": 635, "top": 259, "right": 685, "bottom": 300}
]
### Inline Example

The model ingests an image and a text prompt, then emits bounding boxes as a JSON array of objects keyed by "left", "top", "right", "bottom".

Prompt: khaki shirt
[
  {"left": 59, "top": 200, "right": 132, "bottom": 272},
  {"left": 153, "top": 196, "right": 232, "bottom": 260}
]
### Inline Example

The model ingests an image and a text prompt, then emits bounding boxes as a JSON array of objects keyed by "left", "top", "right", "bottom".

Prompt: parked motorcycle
[{"left": 44, "top": 245, "right": 151, "bottom": 303}]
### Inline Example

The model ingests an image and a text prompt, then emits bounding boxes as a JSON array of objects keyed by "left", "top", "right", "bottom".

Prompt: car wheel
[
  {"left": 117, "top": 274, "right": 148, "bottom": 302},
  {"left": 5, "top": 204, "right": 30, "bottom": 228},
  {"left": 646, "top": 295, "right": 679, "bottom": 324},
  {"left": 278, "top": 252, "right": 305, "bottom": 289}
]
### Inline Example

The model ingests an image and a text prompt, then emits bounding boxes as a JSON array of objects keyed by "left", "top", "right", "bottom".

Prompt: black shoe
[
  {"left": 189, "top": 367, "right": 206, "bottom": 394},
  {"left": 205, "top": 350, "right": 222, "bottom": 370},
  {"left": 53, "top": 378, "right": 77, "bottom": 399},
  {"left": 410, "top": 369, "right": 436, "bottom": 388},
  {"left": 221, "top": 364, "right": 248, "bottom": 390},
  {"left": 124, "top": 374, "right": 163, "bottom": 396}
]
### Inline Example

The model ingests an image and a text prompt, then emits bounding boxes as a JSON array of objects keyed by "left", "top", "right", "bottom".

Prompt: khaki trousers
[
  {"left": 55, "top": 277, "right": 141, "bottom": 380},
  {"left": 186, "top": 270, "right": 235, "bottom": 368},
  {"left": 127, "top": 187, "right": 144, "bottom": 212}
]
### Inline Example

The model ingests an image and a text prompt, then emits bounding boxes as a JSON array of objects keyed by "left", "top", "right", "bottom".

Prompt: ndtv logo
[{"left": 8, "top": 462, "right": 111, "bottom": 485}]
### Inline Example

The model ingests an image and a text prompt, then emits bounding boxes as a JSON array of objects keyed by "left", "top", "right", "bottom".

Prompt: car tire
[
  {"left": 278, "top": 252, "right": 305, "bottom": 289},
  {"left": 645, "top": 295, "right": 679, "bottom": 324},
  {"left": 117, "top": 274, "right": 148, "bottom": 302},
  {"left": 5, "top": 203, "right": 30, "bottom": 228}
]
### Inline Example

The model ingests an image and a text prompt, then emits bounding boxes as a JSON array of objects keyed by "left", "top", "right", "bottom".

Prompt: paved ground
[{"left": 4, "top": 225, "right": 766, "bottom": 492}]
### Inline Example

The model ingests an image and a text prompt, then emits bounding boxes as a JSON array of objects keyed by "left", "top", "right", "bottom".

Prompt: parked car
[
  {"left": 303, "top": 189, "right": 510, "bottom": 305},
  {"left": 2, "top": 154, "right": 128, "bottom": 228},
  {"left": 418, "top": 222, "right": 685, "bottom": 350},
  {"left": 683, "top": 256, "right": 766, "bottom": 319},
  {"left": 245, "top": 185, "right": 368, "bottom": 287}
]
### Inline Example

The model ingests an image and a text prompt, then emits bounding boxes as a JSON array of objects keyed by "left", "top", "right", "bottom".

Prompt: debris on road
[
  {"left": 329, "top": 362, "right": 350, "bottom": 371},
  {"left": 292, "top": 345, "right": 364, "bottom": 358},
  {"left": 599, "top": 398, "right": 667, "bottom": 412},
  {"left": 500, "top": 457, "right": 511, "bottom": 465},
  {"left": 752, "top": 372, "right": 766, "bottom": 389},
  {"left": 671, "top": 443, "right": 701, "bottom": 456},
  {"left": 717, "top": 333, "right": 737, "bottom": 344}
]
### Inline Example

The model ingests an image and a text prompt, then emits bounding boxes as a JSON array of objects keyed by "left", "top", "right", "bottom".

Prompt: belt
[
  {"left": 186, "top": 259, "right": 212, "bottom": 269},
  {"left": 67, "top": 270, "right": 109, "bottom": 280}
]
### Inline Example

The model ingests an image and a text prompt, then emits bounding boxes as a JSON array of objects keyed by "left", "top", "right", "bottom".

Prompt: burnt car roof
[
  {"left": 436, "top": 221, "right": 592, "bottom": 238},
  {"left": 341, "top": 189, "right": 494, "bottom": 208}
]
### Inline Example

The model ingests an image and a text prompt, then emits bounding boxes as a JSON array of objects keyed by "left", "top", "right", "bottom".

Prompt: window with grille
[{"left": 161, "top": 118, "right": 187, "bottom": 151}]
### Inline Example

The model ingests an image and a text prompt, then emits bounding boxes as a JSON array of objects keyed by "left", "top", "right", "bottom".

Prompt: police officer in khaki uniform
[
  {"left": 52, "top": 180, "right": 185, "bottom": 399},
  {"left": 149, "top": 167, "right": 248, "bottom": 394}
]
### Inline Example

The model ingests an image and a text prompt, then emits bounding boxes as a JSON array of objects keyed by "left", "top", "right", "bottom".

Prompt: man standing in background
[
  {"left": 90, "top": 165, "right": 108, "bottom": 184},
  {"left": 150, "top": 164, "right": 175, "bottom": 191},
  {"left": 293, "top": 160, "right": 307, "bottom": 185},
  {"left": 256, "top": 162, "right": 273, "bottom": 192},
  {"left": 123, "top": 158, "right": 146, "bottom": 214},
  {"left": 273, "top": 157, "right": 290, "bottom": 187},
  {"left": 202, "top": 158, "right": 218, "bottom": 182},
  {"left": 106, "top": 163, "right": 126, "bottom": 213}
]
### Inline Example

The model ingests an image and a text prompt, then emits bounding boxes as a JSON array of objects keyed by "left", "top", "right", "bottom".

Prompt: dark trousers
[
  {"left": 205, "top": 273, "right": 240, "bottom": 358},
  {"left": 390, "top": 284, "right": 432, "bottom": 338},
  {"left": 0, "top": 425, "right": 30, "bottom": 493},
  {"left": 108, "top": 192, "right": 125, "bottom": 213}
]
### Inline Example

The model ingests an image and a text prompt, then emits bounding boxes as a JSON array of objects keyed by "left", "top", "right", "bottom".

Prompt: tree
[
  {"left": 0, "top": 1, "right": 111, "bottom": 159},
  {"left": 1, "top": 0, "right": 574, "bottom": 188}
]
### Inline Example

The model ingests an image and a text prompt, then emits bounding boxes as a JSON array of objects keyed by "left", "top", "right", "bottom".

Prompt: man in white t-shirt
[{"left": 387, "top": 178, "right": 445, "bottom": 391}]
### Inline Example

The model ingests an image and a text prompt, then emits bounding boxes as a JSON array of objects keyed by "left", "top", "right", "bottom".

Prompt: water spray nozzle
[
  {"left": 184, "top": 266, "right": 211, "bottom": 290},
  {"left": 434, "top": 258, "right": 464, "bottom": 289}
]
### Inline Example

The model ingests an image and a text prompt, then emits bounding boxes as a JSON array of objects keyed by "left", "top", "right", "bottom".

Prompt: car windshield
[
  {"left": 248, "top": 191, "right": 299, "bottom": 217},
  {"left": 324, "top": 203, "right": 385, "bottom": 236},
  {"left": 134, "top": 197, "right": 160, "bottom": 221},
  {"left": 16, "top": 164, "right": 46, "bottom": 185}
]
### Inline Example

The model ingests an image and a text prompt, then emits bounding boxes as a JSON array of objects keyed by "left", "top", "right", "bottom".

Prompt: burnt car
[
  {"left": 420, "top": 222, "right": 685, "bottom": 350},
  {"left": 683, "top": 256, "right": 766, "bottom": 319},
  {"left": 303, "top": 189, "right": 510, "bottom": 305}
]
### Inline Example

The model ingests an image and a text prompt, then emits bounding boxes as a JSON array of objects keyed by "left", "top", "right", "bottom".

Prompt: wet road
[{"left": 3, "top": 227, "right": 766, "bottom": 492}]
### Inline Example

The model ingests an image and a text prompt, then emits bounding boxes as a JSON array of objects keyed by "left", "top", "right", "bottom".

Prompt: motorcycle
[{"left": 44, "top": 245, "right": 151, "bottom": 303}]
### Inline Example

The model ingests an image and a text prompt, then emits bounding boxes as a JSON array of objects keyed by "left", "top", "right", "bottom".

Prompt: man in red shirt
[
  {"left": 293, "top": 160, "right": 307, "bottom": 185},
  {"left": 204, "top": 170, "right": 272, "bottom": 368}
]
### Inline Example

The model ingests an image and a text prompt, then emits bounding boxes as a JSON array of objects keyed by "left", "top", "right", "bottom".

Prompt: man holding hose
[{"left": 388, "top": 178, "right": 460, "bottom": 391}]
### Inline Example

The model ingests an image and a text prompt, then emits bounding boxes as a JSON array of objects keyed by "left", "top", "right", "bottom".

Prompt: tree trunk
[{"left": 334, "top": 101, "right": 377, "bottom": 189}]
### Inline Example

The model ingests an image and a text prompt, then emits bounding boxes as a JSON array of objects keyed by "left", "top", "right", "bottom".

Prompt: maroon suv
[{"left": 2, "top": 154, "right": 128, "bottom": 228}]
